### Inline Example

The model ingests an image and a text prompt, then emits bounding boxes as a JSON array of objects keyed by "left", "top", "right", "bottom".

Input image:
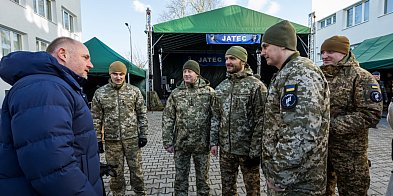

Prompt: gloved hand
[
  {"left": 100, "top": 163, "right": 118, "bottom": 177},
  {"left": 244, "top": 156, "right": 260, "bottom": 167},
  {"left": 98, "top": 141, "right": 104, "bottom": 153},
  {"left": 138, "top": 138, "right": 147, "bottom": 148}
]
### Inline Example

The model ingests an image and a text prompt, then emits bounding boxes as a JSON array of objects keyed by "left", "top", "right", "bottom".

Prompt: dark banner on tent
[
  {"left": 185, "top": 54, "right": 225, "bottom": 66},
  {"left": 206, "top": 34, "right": 261, "bottom": 44}
]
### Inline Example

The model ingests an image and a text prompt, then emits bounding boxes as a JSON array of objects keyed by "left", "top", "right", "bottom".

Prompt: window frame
[
  {"left": 33, "top": 0, "right": 52, "bottom": 20},
  {"left": 319, "top": 14, "right": 336, "bottom": 29},
  {"left": 386, "top": 0, "right": 393, "bottom": 14},
  {"left": 346, "top": 1, "right": 369, "bottom": 28},
  {"left": 0, "top": 27, "right": 22, "bottom": 58},
  {"left": 36, "top": 38, "right": 50, "bottom": 51},
  {"left": 62, "top": 9, "right": 75, "bottom": 32}
]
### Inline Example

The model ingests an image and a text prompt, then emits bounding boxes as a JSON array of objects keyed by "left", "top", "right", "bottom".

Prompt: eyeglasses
[{"left": 261, "top": 43, "right": 269, "bottom": 49}]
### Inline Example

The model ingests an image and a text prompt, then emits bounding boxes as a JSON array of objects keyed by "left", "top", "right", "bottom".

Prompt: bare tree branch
[
  {"left": 158, "top": 0, "right": 221, "bottom": 22},
  {"left": 132, "top": 48, "right": 148, "bottom": 69}
]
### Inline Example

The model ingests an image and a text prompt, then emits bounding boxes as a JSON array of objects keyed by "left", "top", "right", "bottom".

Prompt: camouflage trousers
[
  {"left": 174, "top": 150, "right": 211, "bottom": 196},
  {"left": 325, "top": 148, "right": 369, "bottom": 196},
  {"left": 105, "top": 139, "right": 146, "bottom": 196},
  {"left": 220, "top": 149, "right": 260, "bottom": 196},
  {"left": 267, "top": 187, "right": 322, "bottom": 196}
]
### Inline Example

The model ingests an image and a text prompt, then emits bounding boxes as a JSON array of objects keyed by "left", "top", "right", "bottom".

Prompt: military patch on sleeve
[
  {"left": 370, "top": 91, "right": 382, "bottom": 102},
  {"left": 371, "top": 84, "right": 379, "bottom": 89},
  {"left": 281, "top": 93, "right": 297, "bottom": 109},
  {"left": 284, "top": 85, "right": 296, "bottom": 92},
  {"left": 282, "top": 85, "right": 297, "bottom": 109}
]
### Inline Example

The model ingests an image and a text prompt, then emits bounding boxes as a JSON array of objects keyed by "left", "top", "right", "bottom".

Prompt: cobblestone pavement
[{"left": 102, "top": 111, "right": 393, "bottom": 196}]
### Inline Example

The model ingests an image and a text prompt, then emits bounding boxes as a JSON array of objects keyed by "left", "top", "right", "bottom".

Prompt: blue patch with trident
[
  {"left": 281, "top": 85, "right": 298, "bottom": 109},
  {"left": 370, "top": 91, "right": 382, "bottom": 102},
  {"left": 281, "top": 93, "right": 297, "bottom": 109}
]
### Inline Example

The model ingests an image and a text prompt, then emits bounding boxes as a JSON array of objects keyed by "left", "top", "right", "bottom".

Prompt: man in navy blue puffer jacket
[{"left": 0, "top": 37, "right": 103, "bottom": 195}]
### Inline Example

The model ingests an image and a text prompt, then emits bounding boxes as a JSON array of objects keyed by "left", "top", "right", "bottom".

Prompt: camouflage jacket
[
  {"left": 162, "top": 77, "right": 215, "bottom": 153},
  {"left": 320, "top": 52, "right": 383, "bottom": 151},
  {"left": 211, "top": 67, "right": 267, "bottom": 157},
  {"left": 262, "top": 52, "right": 330, "bottom": 194},
  {"left": 91, "top": 81, "right": 148, "bottom": 141}
]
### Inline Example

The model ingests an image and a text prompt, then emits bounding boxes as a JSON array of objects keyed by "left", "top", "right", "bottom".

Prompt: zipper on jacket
[
  {"left": 228, "top": 80, "right": 234, "bottom": 153},
  {"left": 117, "top": 90, "right": 122, "bottom": 139}
]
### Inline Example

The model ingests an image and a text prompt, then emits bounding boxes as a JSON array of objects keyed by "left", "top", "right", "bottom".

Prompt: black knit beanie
[
  {"left": 183, "top": 60, "right": 200, "bottom": 75},
  {"left": 262, "top": 20, "right": 297, "bottom": 51}
]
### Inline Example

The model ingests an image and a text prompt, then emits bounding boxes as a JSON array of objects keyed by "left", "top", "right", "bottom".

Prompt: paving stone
[{"left": 100, "top": 112, "right": 392, "bottom": 196}]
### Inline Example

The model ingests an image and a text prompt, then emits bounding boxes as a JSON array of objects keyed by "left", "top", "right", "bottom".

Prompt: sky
[
  {"left": 81, "top": 0, "right": 314, "bottom": 67},
  {"left": 312, "top": 0, "right": 358, "bottom": 19}
]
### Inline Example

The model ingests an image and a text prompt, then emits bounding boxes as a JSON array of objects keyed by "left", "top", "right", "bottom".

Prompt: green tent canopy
[
  {"left": 352, "top": 32, "right": 393, "bottom": 70},
  {"left": 153, "top": 5, "right": 310, "bottom": 34},
  {"left": 150, "top": 5, "right": 310, "bottom": 99},
  {"left": 84, "top": 37, "right": 146, "bottom": 78}
]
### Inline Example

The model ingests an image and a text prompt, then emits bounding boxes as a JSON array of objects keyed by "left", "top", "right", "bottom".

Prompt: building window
[
  {"left": 346, "top": 1, "right": 369, "bottom": 27},
  {"left": 386, "top": 0, "right": 393, "bottom": 14},
  {"left": 33, "top": 0, "right": 52, "bottom": 20},
  {"left": 1, "top": 29, "right": 11, "bottom": 57},
  {"left": 63, "top": 9, "right": 75, "bottom": 32},
  {"left": 0, "top": 27, "right": 22, "bottom": 58},
  {"left": 364, "top": 1, "right": 369, "bottom": 21},
  {"left": 36, "top": 39, "right": 49, "bottom": 51},
  {"left": 319, "top": 14, "right": 336, "bottom": 29},
  {"left": 13, "top": 33, "right": 21, "bottom": 51}
]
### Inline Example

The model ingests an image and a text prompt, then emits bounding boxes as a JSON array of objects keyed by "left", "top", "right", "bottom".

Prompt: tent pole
[
  {"left": 159, "top": 48, "right": 163, "bottom": 90},
  {"left": 146, "top": 8, "right": 153, "bottom": 110}
]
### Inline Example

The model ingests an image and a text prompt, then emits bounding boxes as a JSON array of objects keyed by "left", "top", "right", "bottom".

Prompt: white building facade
[
  {"left": 312, "top": 0, "right": 393, "bottom": 65},
  {"left": 0, "top": 0, "right": 82, "bottom": 107}
]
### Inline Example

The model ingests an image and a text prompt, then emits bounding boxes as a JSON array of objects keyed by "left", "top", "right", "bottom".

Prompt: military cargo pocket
[
  {"left": 196, "top": 93, "right": 211, "bottom": 106},
  {"left": 102, "top": 98, "right": 116, "bottom": 111},
  {"left": 233, "top": 93, "right": 248, "bottom": 107},
  {"left": 124, "top": 100, "right": 135, "bottom": 111}
]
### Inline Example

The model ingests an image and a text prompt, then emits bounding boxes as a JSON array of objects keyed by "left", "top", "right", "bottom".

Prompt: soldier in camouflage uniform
[
  {"left": 261, "top": 20, "right": 330, "bottom": 195},
  {"left": 320, "top": 35, "right": 383, "bottom": 196},
  {"left": 371, "top": 71, "right": 389, "bottom": 107},
  {"left": 91, "top": 61, "right": 148, "bottom": 196},
  {"left": 210, "top": 46, "right": 267, "bottom": 195},
  {"left": 162, "top": 60, "right": 215, "bottom": 196}
]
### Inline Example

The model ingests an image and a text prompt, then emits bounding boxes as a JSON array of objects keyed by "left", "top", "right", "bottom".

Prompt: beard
[{"left": 226, "top": 63, "right": 244, "bottom": 74}]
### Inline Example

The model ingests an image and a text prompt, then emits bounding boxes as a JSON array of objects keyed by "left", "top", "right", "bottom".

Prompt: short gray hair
[{"left": 46, "top": 37, "right": 78, "bottom": 53}]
